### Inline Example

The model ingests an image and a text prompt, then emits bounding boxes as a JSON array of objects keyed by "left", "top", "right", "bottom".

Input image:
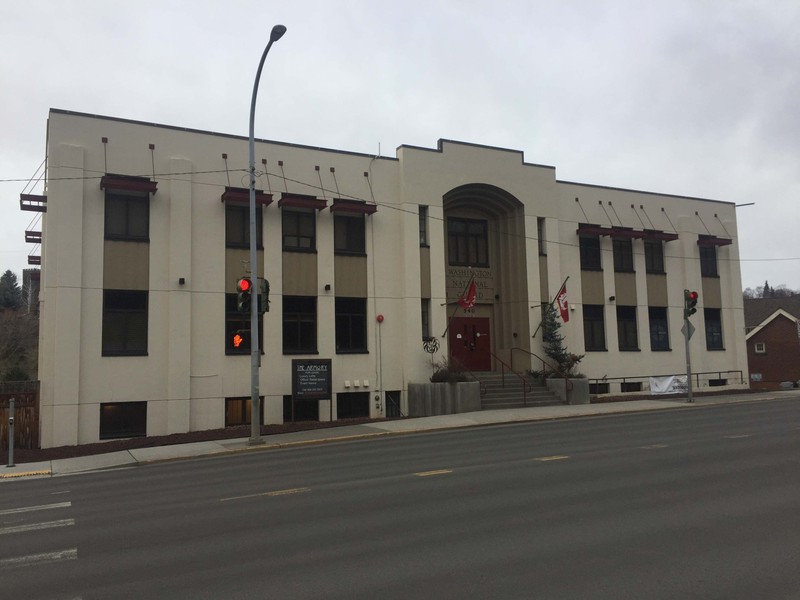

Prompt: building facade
[
  {"left": 30, "top": 109, "right": 748, "bottom": 448},
  {"left": 744, "top": 297, "right": 800, "bottom": 390}
]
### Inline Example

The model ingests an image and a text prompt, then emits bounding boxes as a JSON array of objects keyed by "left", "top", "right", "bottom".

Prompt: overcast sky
[{"left": 1, "top": 0, "right": 798, "bottom": 291}]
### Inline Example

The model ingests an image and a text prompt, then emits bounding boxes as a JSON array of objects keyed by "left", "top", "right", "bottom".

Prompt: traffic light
[
  {"left": 684, "top": 289, "right": 699, "bottom": 318},
  {"left": 237, "top": 277, "right": 252, "bottom": 313},
  {"left": 258, "top": 278, "right": 270, "bottom": 313},
  {"left": 230, "top": 329, "right": 249, "bottom": 351}
]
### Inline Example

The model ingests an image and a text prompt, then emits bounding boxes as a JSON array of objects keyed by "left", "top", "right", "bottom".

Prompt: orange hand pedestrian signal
[{"left": 232, "top": 333, "right": 244, "bottom": 348}]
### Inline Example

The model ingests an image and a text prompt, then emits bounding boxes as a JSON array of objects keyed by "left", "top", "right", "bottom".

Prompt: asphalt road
[{"left": 2, "top": 398, "right": 799, "bottom": 599}]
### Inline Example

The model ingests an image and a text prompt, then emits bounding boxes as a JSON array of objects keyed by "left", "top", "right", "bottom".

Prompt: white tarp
[{"left": 649, "top": 375, "right": 688, "bottom": 394}]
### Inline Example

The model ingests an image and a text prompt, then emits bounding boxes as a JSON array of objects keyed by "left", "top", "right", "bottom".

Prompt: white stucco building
[{"left": 28, "top": 109, "right": 747, "bottom": 448}]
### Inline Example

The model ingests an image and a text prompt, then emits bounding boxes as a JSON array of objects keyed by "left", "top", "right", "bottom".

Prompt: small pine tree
[{"left": 541, "top": 302, "right": 584, "bottom": 376}]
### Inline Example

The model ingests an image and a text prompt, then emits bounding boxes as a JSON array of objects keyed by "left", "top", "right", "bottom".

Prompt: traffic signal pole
[{"left": 684, "top": 313, "right": 694, "bottom": 403}]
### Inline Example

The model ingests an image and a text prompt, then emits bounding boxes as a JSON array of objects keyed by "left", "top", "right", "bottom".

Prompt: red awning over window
[
  {"left": 577, "top": 223, "right": 679, "bottom": 241},
  {"left": 330, "top": 198, "right": 377, "bottom": 215},
  {"left": 221, "top": 186, "right": 273, "bottom": 207},
  {"left": 101, "top": 174, "right": 158, "bottom": 194},
  {"left": 277, "top": 194, "right": 327, "bottom": 211},
  {"left": 697, "top": 235, "right": 732, "bottom": 247}
]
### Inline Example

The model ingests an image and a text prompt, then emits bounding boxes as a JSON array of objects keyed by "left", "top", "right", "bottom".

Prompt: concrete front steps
[{"left": 472, "top": 371, "right": 563, "bottom": 410}]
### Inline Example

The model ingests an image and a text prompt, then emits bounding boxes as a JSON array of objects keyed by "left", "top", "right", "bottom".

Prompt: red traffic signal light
[
  {"left": 684, "top": 289, "right": 699, "bottom": 318},
  {"left": 237, "top": 278, "right": 252, "bottom": 313}
]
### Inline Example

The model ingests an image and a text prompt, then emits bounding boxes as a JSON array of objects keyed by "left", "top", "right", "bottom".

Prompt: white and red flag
[
  {"left": 458, "top": 279, "right": 477, "bottom": 310},
  {"left": 556, "top": 283, "right": 569, "bottom": 322}
]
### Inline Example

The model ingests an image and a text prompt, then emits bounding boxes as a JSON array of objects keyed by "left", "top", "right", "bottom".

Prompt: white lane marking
[
  {"left": 0, "top": 518, "right": 75, "bottom": 536},
  {"left": 0, "top": 502, "right": 71, "bottom": 516},
  {"left": 0, "top": 548, "right": 78, "bottom": 570},
  {"left": 220, "top": 487, "right": 311, "bottom": 502},
  {"left": 534, "top": 455, "right": 570, "bottom": 462},
  {"left": 414, "top": 469, "right": 452, "bottom": 477},
  {"left": 725, "top": 434, "right": 753, "bottom": 439},
  {"left": 50, "top": 491, "right": 71, "bottom": 495}
]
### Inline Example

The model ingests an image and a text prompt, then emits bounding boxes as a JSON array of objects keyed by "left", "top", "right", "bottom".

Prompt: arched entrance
[{"left": 442, "top": 184, "right": 531, "bottom": 372}]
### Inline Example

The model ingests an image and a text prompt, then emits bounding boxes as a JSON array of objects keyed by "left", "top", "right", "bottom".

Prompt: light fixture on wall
[
  {"left": 324, "top": 284, "right": 331, "bottom": 291},
  {"left": 608, "top": 295, "right": 616, "bottom": 302},
  {"left": 178, "top": 277, "right": 185, "bottom": 286}
]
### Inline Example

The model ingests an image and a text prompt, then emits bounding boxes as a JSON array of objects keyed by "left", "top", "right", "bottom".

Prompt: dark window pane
[
  {"left": 334, "top": 215, "right": 365, "bottom": 254},
  {"left": 102, "top": 290, "right": 148, "bottom": 355},
  {"left": 335, "top": 297, "right": 367, "bottom": 353},
  {"left": 613, "top": 238, "right": 634, "bottom": 272},
  {"left": 283, "top": 296, "right": 317, "bottom": 353},
  {"left": 336, "top": 392, "right": 370, "bottom": 418},
  {"left": 645, "top": 240, "right": 665, "bottom": 274},
  {"left": 580, "top": 236, "right": 602, "bottom": 270},
  {"left": 616, "top": 306, "right": 638, "bottom": 350},
  {"left": 700, "top": 245, "right": 718, "bottom": 277},
  {"left": 583, "top": 304, "right": 606, "bottom": 351},
  {"left": 226, "top": 204, "right": 262, "bottom": 248},
  {"left": 105, "top": 193, "right": 149, "bottom": 241},
  {"left": 648, "top": 306, "right": 670, "bottom": 350},
  {"left": 99, "top": 402, "right": 147, "bottom": 439},
  {"left": 704, "top": 308, "right": 723, "bottom": 349},
  {"left": 447, "top": 217, "right": 489, "bottom": 267}
]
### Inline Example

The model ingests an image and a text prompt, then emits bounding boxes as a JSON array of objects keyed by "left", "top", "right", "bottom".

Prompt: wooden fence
[{"left": 0, "top": 381, "right": 40, "bottom": 450}]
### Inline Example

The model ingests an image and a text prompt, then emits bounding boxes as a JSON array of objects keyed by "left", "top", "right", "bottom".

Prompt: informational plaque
[{"left": 292, "top": 359, "right": 332, "bottom": 400}]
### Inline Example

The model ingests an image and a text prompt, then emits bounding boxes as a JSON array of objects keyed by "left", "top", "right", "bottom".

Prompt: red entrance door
[{"left": 448, "top": 317, "right": 491, "bottom": 371}]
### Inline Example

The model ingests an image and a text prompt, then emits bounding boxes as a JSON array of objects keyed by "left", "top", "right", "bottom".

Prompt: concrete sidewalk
[{"left": 3, "top": 390, "right": 797, "bottom": 480}]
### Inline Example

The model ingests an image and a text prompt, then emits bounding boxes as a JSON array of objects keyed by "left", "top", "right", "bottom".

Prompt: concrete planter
[
  {"left": 546, "top": 377, "right": 590, "bottom": 405},
  {"left": 407, "top": 382, "right": 482, "bottom": 417}
]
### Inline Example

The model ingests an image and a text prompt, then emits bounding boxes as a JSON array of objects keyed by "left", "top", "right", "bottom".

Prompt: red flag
[
  {"left": 458, "top": 280, "right": 477, "bottom": 310},
  {"left": 556, "top": 283, "right": 569, "bottom": 322}
]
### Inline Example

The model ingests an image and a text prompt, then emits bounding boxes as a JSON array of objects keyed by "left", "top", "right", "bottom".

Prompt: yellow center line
[
  {"left": 534, "top": 455, "right": 570, "bottom": 462},
  {"left": 414, "top": 469, "right": 452, "bottom": 477},
  {"left": 220, "top": 487, "right": 310, "bottom": 502}
]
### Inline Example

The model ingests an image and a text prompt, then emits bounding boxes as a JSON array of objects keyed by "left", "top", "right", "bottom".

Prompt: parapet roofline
[
  {"left": 396, "top": 138, "right": 556, "bottom": 171},
  {"left": 557, "top": 178, "right": 733, "bottom": 206},
  {"left": 48, "top": 108, "right": 400, "bottom": 163}
]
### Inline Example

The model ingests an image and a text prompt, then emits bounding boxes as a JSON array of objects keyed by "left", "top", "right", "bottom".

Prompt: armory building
[{"left": 26, "top": 109, "right": 747, "bottom": 448}]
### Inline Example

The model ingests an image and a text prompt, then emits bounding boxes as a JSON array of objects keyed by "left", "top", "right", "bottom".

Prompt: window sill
[
  {"left": 614, "top": 269, "right": 635, "bottom": 274},
  {"left": 282, "top": 247, "right": 317, "bottom": 254},
  {"left": 580, "top": 267, "right": 603, "bottom": 272},
  {"left": 102, "top": 351, "right": 148, "bottom": 357},
  {"left": 283, "top": 350, "right": 320, "bottom": 355},
  {"left": 650, "top": 348, "right": 672, "bottom": 352},
  {"left": 105, "top": 236, "right": 150, "bottom": 243},
  {"left": 619, "top": 348, "right": 641, "bottom": 352},
  {"left": 585, "top": 348, "right": 607, "bottom": 352},
  {"left": 646, "top": 270, "right": 666, "bottom": 276},
  {"left": 334, "top": 251, "right": 367, "bottom": 257},
  {"left": 226, "top": 243, "right": 264, "bottom": 251},
  {"left": 706, "top": 347, "right": 726, "bottom": 351},
  {"left": 336, "top": 349, "right": 369, "bottom": 355}
]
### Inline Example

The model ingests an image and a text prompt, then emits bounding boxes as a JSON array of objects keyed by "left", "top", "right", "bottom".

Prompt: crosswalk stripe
[
  {"left": 0, "top": 548, "right": 78, "bottom": 570},
  {"left": 0, "top": 518, "right": 75, "bottom": 536},
  {"left": 0, "top": 502, "right": 71, "bottom": 516}
]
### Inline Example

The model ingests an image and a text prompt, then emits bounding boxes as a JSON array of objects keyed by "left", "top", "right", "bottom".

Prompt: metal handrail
[
  {"left": 448, "top": 355, "right": 488, "bottom": 396},
  {"left": 589, "top": 370, "right": 745, "bottom": 393},
  {"left": 488, "top": 351, "right": 532, "bottom": 406},
  {"left": 510, "top": 347, "right": 574, "bottom": 404}
]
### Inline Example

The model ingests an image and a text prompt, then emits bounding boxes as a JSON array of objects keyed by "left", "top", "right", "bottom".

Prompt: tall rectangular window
[
  {"left": 447, "top": 217, "right": 489, "bottom": 267},
  {"left": 335, "top": 297, "right": 367, "bottom": 353},
  {"left": 225, "top": 396, "right": 264, "bottom": 427},
  {"left": 421, "top": 298, "right": 430, "bottom": 340},
  {"left": 105, "top": 192, "right": 149, "bottom": 241},
  {"left": 644, "top": 240, "right": 665, "bottom": 274},
  {"left": 648, "top": 307, "right": 670, "bottom": 351},
  {"left": 612, "top": 238, "right": 634, "bottom": 272},
  {"left": 419, "top": 205, "right": 429, "bottom": 246},
  {"left": 700, "top": 245, "right": 718, "bottom": 277},
  {"left": 334, "top": 214, "right": 366, "bottom": 254},
  {"left": 537, "top": 217, "right": 547, "bottom": 256},
  {"left": 704, "top": 308, "right": 723, "bottom": 350},
  {"left": 225, "top": 293, "right": 263, "bottom": 355},
  {"left": 616, "top": 306, "right": 639, "bottom": 351},
  {"left": 282, "top": 209, "right": 316, "bottom": 251},
  {"left": 579, "top": 236, "right": 602, "bottom": 270},
  {"left": 102, "top": 290, "right": 148, "bottom": 356},
  {"left": 283, "top": 296, "right": 317, "bottom": 354},
  {"left": 226, "top": 203, "right": 263, "bottom": 249},
  {"left": 583, "top": 305, "right": 606, "bottom": 351}
]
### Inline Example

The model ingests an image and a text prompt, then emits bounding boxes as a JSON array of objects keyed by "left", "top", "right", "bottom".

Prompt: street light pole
[{"left": 248, "top": 24, "right": 287, "bottom": 445}]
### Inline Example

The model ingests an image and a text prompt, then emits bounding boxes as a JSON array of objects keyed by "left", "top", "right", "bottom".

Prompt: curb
[{"left": 0, "top": 469, "right": 52, "bottom": 480}]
